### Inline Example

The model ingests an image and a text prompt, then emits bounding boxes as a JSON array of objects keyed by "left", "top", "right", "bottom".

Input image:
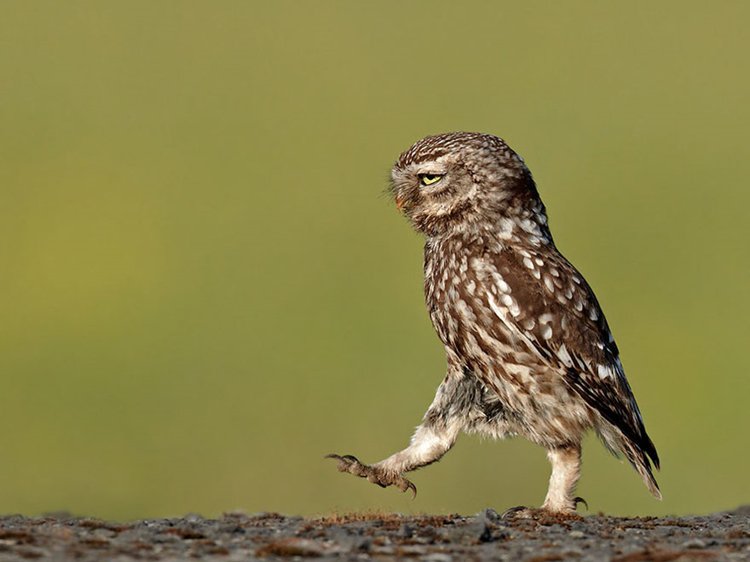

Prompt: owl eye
[{"left": 419, "top": 173, "right": 443, "bottom": 186}]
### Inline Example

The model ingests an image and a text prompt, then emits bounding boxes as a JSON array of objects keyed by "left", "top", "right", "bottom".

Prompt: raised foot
[{"left": 325, "top": 454, "right": 417, "bottom": 496}]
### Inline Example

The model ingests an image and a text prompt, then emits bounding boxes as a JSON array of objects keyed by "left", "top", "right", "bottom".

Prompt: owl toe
[{"left": 325, "top": 453, "right": 365, "bottom": 475}]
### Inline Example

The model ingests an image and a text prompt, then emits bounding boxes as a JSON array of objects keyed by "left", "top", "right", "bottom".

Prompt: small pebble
[
  {"left": 399, "top": 545, "right": 427, "bottom": 555},
  {"left": 399, "top": 523, "right": 414, "bottom": 538},
  {"left": 423, "top": 554, "right": 453, "bottom": 562},
  {"left": 478, "top": 508, "right": 502, "bottom": 522}
]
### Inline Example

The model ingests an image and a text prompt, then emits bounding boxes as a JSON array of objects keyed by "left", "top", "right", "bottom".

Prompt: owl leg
[
  {"left": 502, "top": 443, "right": 583, "bottom": 520},
  {"left": 327, "top": 373, "right": 471, "bottom": 495},
  {"left": 541, "top": 444, "right": 582, "bottom": 513}
]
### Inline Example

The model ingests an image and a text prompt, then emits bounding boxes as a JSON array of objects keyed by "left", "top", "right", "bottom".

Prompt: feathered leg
[
  {"left": 542, "top": 444, "right": 582, "bottom": 513},
  {"left": 327, "top": 371, "right": 475, "bottom": 495}
]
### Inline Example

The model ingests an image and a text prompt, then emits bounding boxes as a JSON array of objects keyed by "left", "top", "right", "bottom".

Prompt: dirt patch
[{"left": 0, "top": 506, "right": 747, "bottom": 561}]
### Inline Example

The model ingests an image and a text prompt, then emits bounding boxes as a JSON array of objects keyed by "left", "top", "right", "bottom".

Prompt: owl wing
[{"left": 485, "top": 247, "right": 660, "bottom": 473}]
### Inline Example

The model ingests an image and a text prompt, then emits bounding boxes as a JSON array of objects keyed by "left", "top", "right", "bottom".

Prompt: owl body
[
  {"left": 329, "top": 132, "right": 660, "bottom": 512},
  {"left": 424, "top": 231, "right": 618, "bottom": 451}
]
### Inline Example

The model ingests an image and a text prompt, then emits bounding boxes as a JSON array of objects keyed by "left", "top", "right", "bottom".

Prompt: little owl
[{"left": 328, "top": 132, "right": 660, "bottom": 513}]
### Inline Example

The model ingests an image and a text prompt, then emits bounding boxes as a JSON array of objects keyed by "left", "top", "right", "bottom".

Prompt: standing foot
[
  {"left": 502, "top": 503, "right": 585, "bottom": 521},
  {"left": 501, "top": 506, "right": 544, "bottom": 520},
  {"left": 325, "top": 454, "right": 417, "bottom": 496}
]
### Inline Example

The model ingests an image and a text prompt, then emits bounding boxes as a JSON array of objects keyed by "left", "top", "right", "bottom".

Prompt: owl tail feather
[
  {"left": 621, "top": 438, "right": 662, "bottom": 500},
  {"left": 602, "top": 431, "right": 662, "bottom": 500},
  {"left": 599, "top": 426, "right": 662, "bottom": 500}
]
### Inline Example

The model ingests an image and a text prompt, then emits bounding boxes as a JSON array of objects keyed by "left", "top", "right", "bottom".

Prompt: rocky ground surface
[{"left": 0, "top": 506, "right": 748, "bottom": 561}]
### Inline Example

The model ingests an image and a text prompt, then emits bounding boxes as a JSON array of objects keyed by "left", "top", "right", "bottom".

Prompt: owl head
[{"left": 390, "top": 132, "right": 548, "bottom": 240}]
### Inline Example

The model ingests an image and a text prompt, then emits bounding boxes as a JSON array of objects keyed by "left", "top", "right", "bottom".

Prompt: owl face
[
  {"left": 390, "top": 132, "right": 535, "bottom": 237},
  {"left": 390, "top": 151, "right": 477, "bottom": 236}
]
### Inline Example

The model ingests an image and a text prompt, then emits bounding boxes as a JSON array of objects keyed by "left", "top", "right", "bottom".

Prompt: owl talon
[
  {"left": 326, "top": 453, "right": 416, "bottom": 496},
  {"left": 501, "top": 506, "right": 539, "bottom": 520}
]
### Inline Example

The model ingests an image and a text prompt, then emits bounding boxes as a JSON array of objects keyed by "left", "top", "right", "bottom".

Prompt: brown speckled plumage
[{"left": 329, "top": 132, "right": 660, "bottom": 513}]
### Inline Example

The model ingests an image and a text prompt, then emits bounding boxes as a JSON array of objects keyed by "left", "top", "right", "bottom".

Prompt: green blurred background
[{"left": 0, "top": 2, "right": 748, "bottom": 520}]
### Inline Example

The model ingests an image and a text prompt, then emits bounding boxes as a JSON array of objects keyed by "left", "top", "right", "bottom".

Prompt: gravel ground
[{"left": 0, "top": 506, "right": 748, "bottom": 561}]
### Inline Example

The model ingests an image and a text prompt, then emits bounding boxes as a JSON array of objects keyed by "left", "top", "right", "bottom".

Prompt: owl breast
[{"left": 424, "top": 235, "right": 593, "bottom": 446}]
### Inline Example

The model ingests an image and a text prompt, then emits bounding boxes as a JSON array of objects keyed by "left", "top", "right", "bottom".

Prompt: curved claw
[
  {"left": 574, "top": 496, "right": 588, "bottom": 510},
  {"left": 394, "top": 475, "right": 417, "bottom": 497},
  {"left": 405, "top": 480, "right": 418, "bottom": 498},
  {"left": 324, "top": 453, "right": 358, "bottom": 462}
]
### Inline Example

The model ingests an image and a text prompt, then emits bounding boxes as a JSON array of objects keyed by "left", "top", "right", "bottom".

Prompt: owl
[{"left": 328, "top": 132, "right": 660, "bottom": 513}]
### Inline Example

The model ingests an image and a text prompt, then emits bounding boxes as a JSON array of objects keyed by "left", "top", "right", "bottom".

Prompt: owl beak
[{"left": 395, "top": 194, "right": 406, "bottom": 212}]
